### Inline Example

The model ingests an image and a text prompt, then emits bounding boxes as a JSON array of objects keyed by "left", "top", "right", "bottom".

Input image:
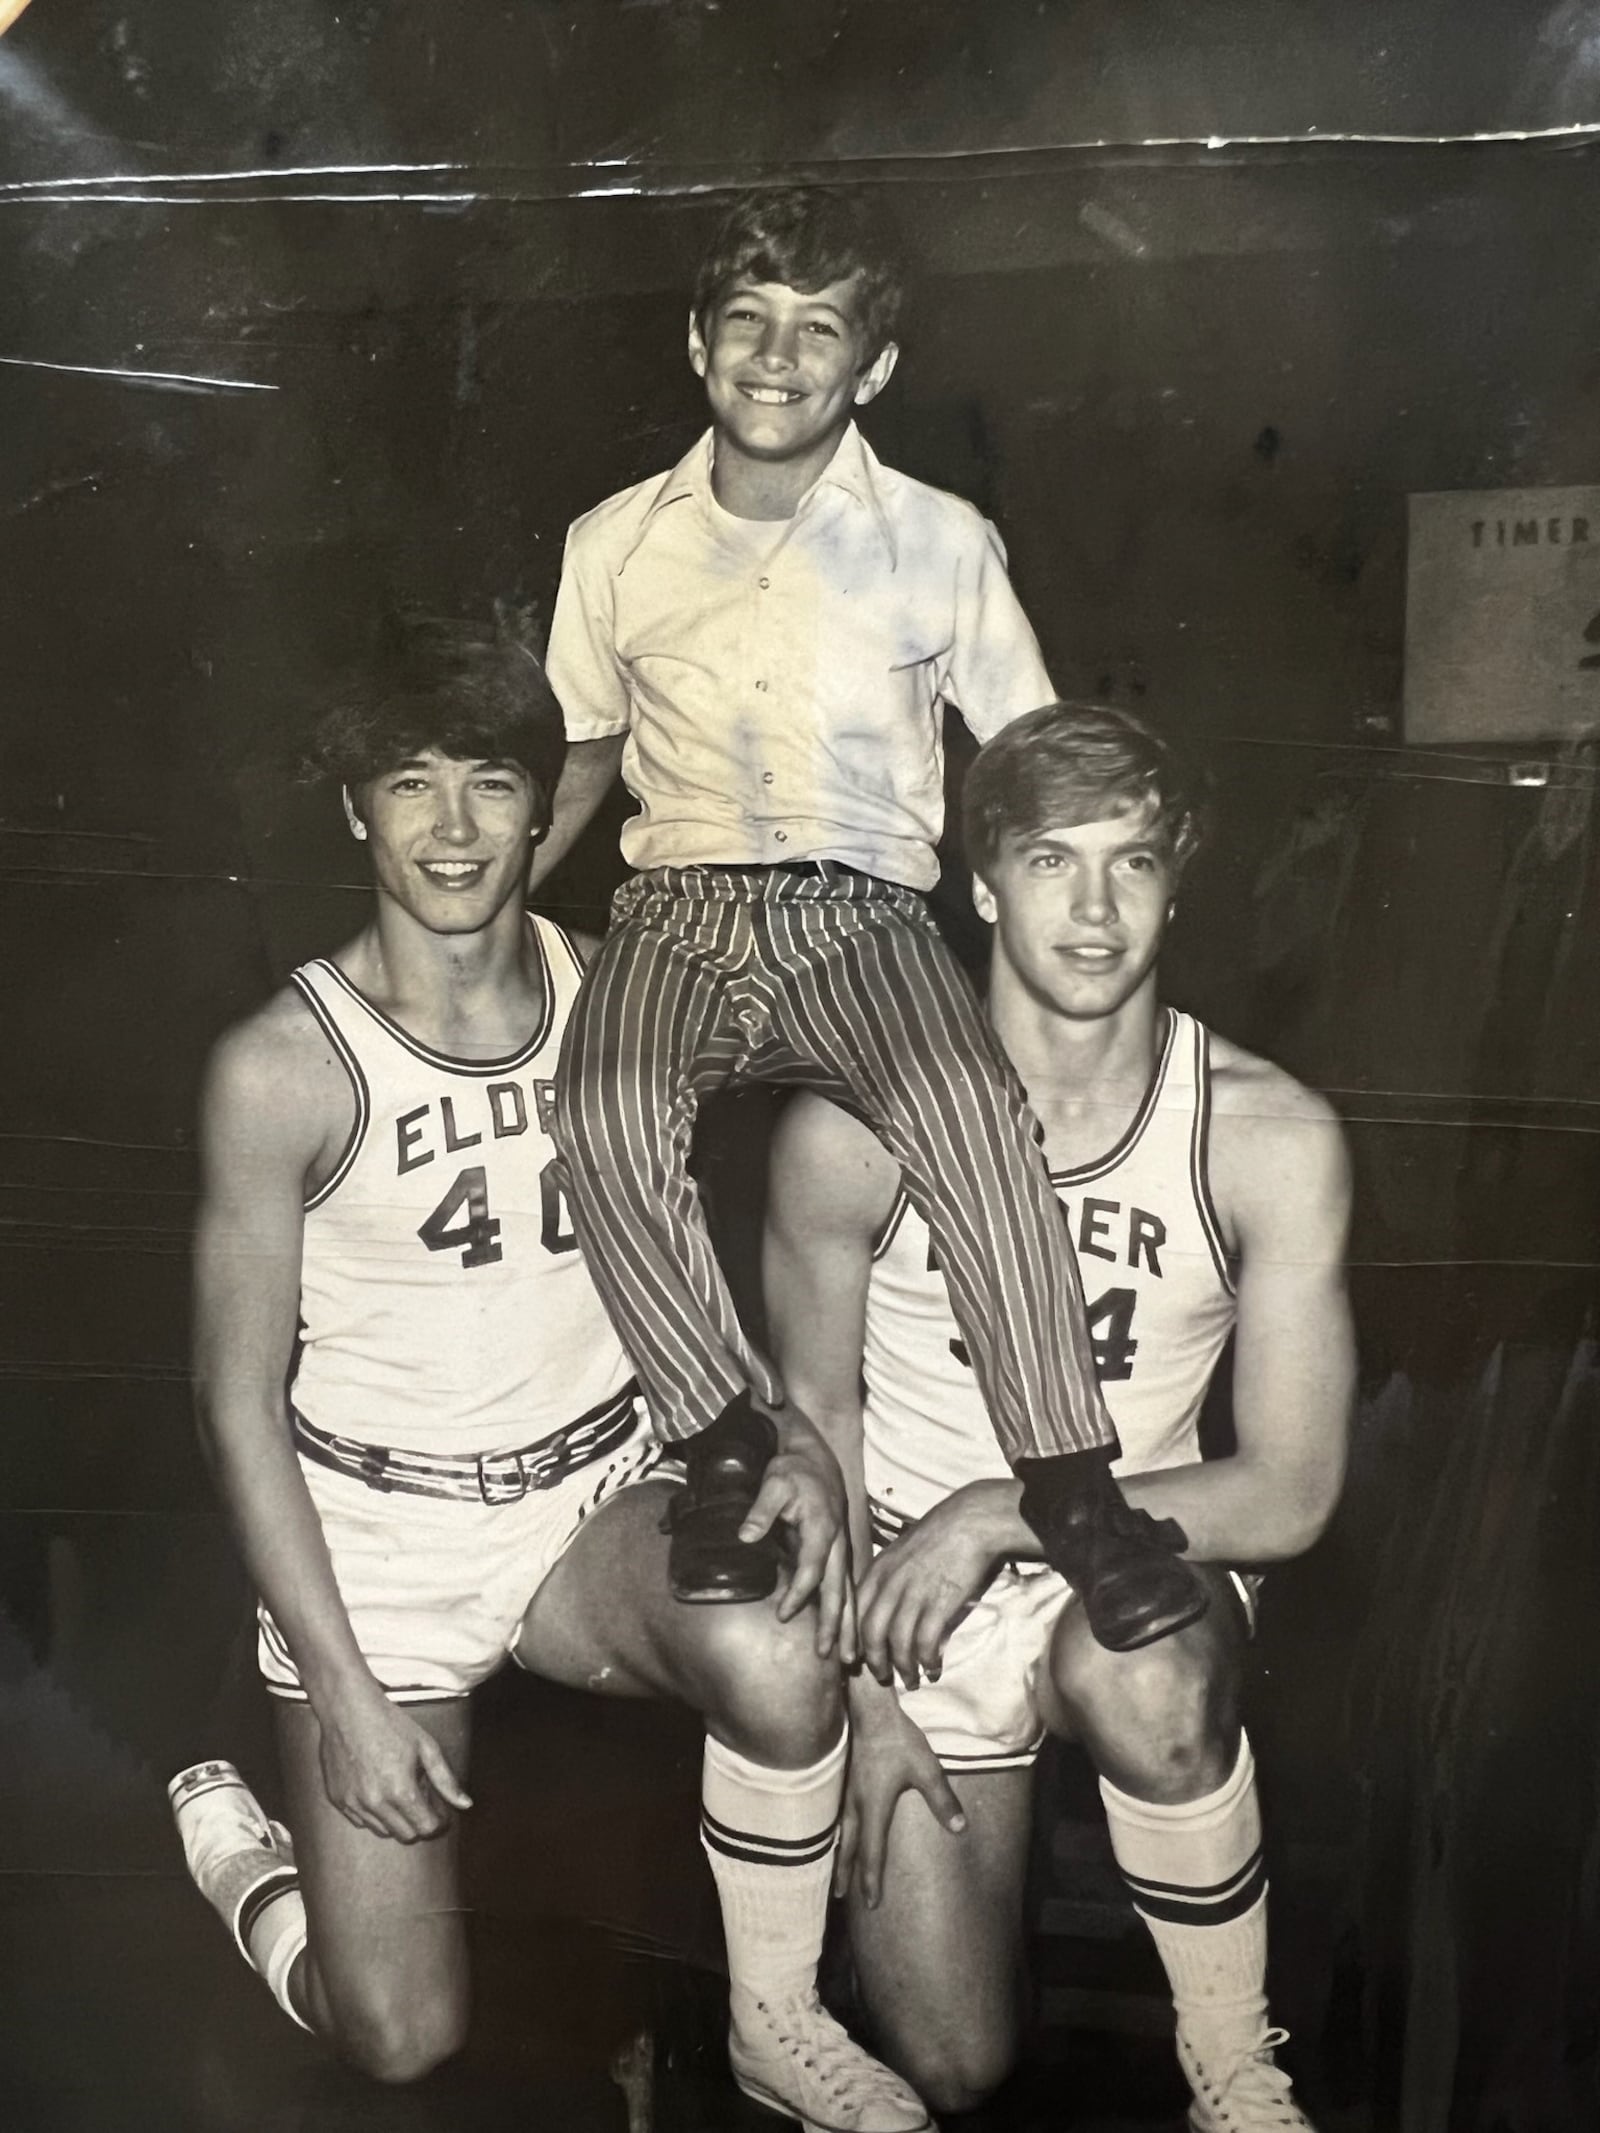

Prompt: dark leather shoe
[
  {"left": 664, "top": 1399, "right": 784, "bottom": 1605},
  {"left": 1018, "top": 1455, "right": 1208, "bottom": 1652}
]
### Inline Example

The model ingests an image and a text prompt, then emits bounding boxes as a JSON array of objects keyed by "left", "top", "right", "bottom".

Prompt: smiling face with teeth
[
  {"left": 687, "top": 274, "right": 899, "bottom": 507},
  {"left": 346, "top": 748, "right": 543, "bottom": 939},
  {"left": 973, "top": 800, "right": 1177, "bottom": 1026}
]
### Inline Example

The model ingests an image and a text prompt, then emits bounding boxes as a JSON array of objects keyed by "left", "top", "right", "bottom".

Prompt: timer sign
[{"left": 1405, "top": 486, "right": 1600, "bottom": 744}]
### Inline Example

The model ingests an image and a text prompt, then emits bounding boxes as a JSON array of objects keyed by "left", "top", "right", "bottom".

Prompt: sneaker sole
[{"left": 732, "top": 2069, "right": 934, "bottom": 2133}]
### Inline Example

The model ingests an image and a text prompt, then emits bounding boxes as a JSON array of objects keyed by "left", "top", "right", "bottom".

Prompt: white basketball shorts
[
  {"left": 898, "top": 1560, "right": 1261, "bottom": 1774},
  {"left": 258, "top": 1412, "right": 662, "bottom": 1703}
]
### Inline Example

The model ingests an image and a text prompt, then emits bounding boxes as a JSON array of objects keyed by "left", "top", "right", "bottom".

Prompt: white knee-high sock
[
  {"left": 1100, "top": 1734, "right": 1269, "bottom": 2045},
  {"left": 238, "top": 1873, "right": 313, "bottom": 2032},
  {"left": 700, "top": 1730, "right": 845, "bottom": 2015}
]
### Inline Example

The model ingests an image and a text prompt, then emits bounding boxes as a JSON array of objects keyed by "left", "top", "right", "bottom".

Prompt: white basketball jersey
[
  {"left": 289, "top": 917, "right": 634, "bottom": 1454},
  {"left": 862, "top": 1009, "right": 1237, "bottom": 1523}
]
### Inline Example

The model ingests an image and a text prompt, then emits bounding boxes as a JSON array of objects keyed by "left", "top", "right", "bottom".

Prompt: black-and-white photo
[{"left": 3, "top": 7, "right": 1598, "bottom": 2130}]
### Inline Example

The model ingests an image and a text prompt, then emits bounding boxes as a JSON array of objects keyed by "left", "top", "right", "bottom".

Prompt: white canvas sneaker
[
  {"left": 729, "top": 1990, "right": 934, "bottom": 2133},
  {"left": 1180, "top": 2023, "right": 1314, "bottom": 2132}
]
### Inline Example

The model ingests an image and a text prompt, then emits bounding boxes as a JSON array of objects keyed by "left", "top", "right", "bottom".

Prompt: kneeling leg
[
  {"left": 848, "top": 1767, "right": 1033, "bottom": 2118},
  {"left": 275, "top": 1698, "right": 472, "bottom": 2084},
  {"left": 519, "top": 1481, "right": 930, "bottom": 2130}
]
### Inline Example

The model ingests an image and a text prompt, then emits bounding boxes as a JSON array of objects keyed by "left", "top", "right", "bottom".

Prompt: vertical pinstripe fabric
[{"left": 554, "top": 866, "right": 1117, "bottom": 1461}]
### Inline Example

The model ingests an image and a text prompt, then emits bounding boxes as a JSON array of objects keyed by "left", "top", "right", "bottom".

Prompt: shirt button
[
  {"left": 774, "top": 830, "right": 788, "bottom": 843},
  {"left": 762, "top": 772, "right": 774, "bottom": 784},
  {"left": 758, "top": 576, "right": 771, "bottom": 590},
  {"left": 755, "top": 679, "right": 769, "bottom": 692}
]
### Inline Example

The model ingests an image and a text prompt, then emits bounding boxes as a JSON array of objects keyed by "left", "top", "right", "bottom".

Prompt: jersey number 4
[
  {"left": 416, "top": 1161, "right": 577, "bottom": 1269},
  {"left": 950, "top": 1286, "right": 1138, "bottom": 1383},
  {"left": 1085, "top": 1286, "right": 1138, "bottom": 1382}
]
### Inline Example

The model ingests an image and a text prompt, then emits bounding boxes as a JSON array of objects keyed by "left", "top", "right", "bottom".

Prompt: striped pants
[{"left": 553, "top": 864, "right": 1117, "bottom": 1464}]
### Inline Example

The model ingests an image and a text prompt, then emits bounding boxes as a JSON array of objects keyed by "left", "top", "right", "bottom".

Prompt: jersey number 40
[{"left": 416, "top": 1162, "right": 576, "bottom": 1268}]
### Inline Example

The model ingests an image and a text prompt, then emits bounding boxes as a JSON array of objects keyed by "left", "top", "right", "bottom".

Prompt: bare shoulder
[
  {"left": 1205, "top": 1031, "right": 1350, "bottom": 1244},
  {"left": 768, "top": 1090, "right": 900, "bottom": 1239},
  {"left": 1209, "top": 1033, "right": 1343, "bottom": 1135},
  {"left": 201, "top": 982, "right": 350, "bottom": 1169}
]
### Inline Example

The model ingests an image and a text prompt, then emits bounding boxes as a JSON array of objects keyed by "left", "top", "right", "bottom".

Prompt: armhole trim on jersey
[
  {"left": 543, "top": 915, "right": 589, "bottom": 980},
  {"left": 292, "top": 969, "right": 370, "bottom": 1212},
  {"left": 1051, "top": 1007, "right": 1178, "bottom": 1187},
  {"left": 871, "top": 1184, "right": 911, "bottom": 1263},
  {"left": 1191, "top": 1022, "right": 1237, "bottom": 1297},
  {"left": 312, "top": 928, "right": 556, "bottom": 1075}
]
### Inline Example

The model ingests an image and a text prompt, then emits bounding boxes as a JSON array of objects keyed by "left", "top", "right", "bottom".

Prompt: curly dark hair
[
  {"left": 306, "top": 610, "right": 566, "bottom": 809},
  {"left": 693, "top": 187, "right": 907, "bottom": 360}
]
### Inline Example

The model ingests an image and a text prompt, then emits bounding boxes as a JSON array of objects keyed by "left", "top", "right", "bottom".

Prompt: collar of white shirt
[{"left": 621, "top": 420, "right": 900, "bottom": 573}]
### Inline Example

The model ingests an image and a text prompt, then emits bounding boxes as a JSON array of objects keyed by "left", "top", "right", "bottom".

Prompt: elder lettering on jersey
[
  {"left": 930, "top": 1195, "right": 1165, "bottom": 1281},
  {"left": 395, "top": 1077, "right": 559, "bottom": 1174},
  {"left": 1061, "top": 1196, "right": 1165, "bottom": 1276}
]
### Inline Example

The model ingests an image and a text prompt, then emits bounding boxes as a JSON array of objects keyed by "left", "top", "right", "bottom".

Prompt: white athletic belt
[{"left": 291, "top": 1382, "right": 642, "bottom": 1505}]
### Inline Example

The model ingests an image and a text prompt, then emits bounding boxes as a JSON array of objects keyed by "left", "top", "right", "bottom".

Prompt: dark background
[{"left": 3, "top": 4, "right": 1599, "bottom": 2129}]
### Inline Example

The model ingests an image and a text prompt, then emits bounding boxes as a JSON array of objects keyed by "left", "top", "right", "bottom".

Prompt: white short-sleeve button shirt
[{"left": 546, "top": 423, "right": 1055, "bottom": 891}]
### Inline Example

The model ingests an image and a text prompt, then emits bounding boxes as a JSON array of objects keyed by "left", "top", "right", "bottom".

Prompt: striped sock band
[
  {"left": 1100, "top": 1734, "right": 1270, "bottom": 2020},
  {"left": 700, "top": 1730, "right": 846, "bottom": 2012},
  {"left": 242, "top": 1877, "right": 312, "bottom": 2033}
]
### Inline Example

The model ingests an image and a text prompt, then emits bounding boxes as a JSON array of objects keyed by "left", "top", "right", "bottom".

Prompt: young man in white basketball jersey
[
  {"left": 764, "top": 701, "right": 1355, "bottom": 2130},
  {"left": 170, "top": 618, "right": 931, "bottom": 2133}
]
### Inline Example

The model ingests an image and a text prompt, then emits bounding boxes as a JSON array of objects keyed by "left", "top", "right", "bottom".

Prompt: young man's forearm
[
  {"left": 1121, "top": 1454, "right": 1335, "bottom": 1564},
  {"left": 847, "top": 1659, "right": 913, "bottom": 1736},
  {"left": 787, "top": 1386, "right": 875, "bottom": 1575},
  {"left": 198, "top": 1395, "right": 380, "bottom": 1710},
  {"left": 528, "top": 735, "right": 625, "bottom": 890},
  {"left": 935, "top": 1462, "right": 1329, "bottom": 1568}
]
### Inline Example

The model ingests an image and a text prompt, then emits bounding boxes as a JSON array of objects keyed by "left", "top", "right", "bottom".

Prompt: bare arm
[
  {"left": 763, "top": 1092, "right": 895, "bottom": 1597},
  {"left": 764, "top": 1095, "right": 968, "bottom": 1899},
  {"left": 1123, "top": 1071, "right": 1354, "bottom": 1561},
  {"left": 193, "top": 1007, "right": 470, "bottom": 1836},
  {"left": 765, "top": 1096, "right": 1024, "bottom": 1670},
  {"left": 898, "top": 1069, "right": 1356, "bottom": 1569},
  {"left": 527, "top": 734, "right": 626, "bottom": 890},
  {"left": 194, "top": 1013, "right": 370, "bottom": 1704}
]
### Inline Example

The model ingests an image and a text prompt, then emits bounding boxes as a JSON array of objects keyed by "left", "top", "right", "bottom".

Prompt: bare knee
[
  {"left": 915, "top": 2040, "right": 1016, "bottom": 2117},
  {"left": 1047, "top": 1601, "right": 1239, "bottom": 1801},
  {"left": 875, "top": 2010, "right": 1016, "bottom": 2116},
  {"left": 694, "top": 1599, "right": 841, "bottom": 1766},
  {"left": 323, "top": 1979, "right": 467, "bottom": 2085},
  {"left": 856, "top": 1916, "right": 1023, "bottom": 2115}
]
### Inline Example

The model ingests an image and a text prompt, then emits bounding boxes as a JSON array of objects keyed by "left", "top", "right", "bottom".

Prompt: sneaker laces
[
  {"left": 749, "top": 1994, "right": 915, "bottom": 2116},
  {"left": 1187, "top": 2026, "right": 1310, "bottom": 2128}
]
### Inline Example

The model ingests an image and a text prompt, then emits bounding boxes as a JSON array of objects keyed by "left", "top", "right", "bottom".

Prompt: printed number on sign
[
  {"left": 949, "top": 1285, "right": 1139, "bottom": 1384},
  {"left": 418, "top": 1166, "right": 503, "bottom": 1269}
]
